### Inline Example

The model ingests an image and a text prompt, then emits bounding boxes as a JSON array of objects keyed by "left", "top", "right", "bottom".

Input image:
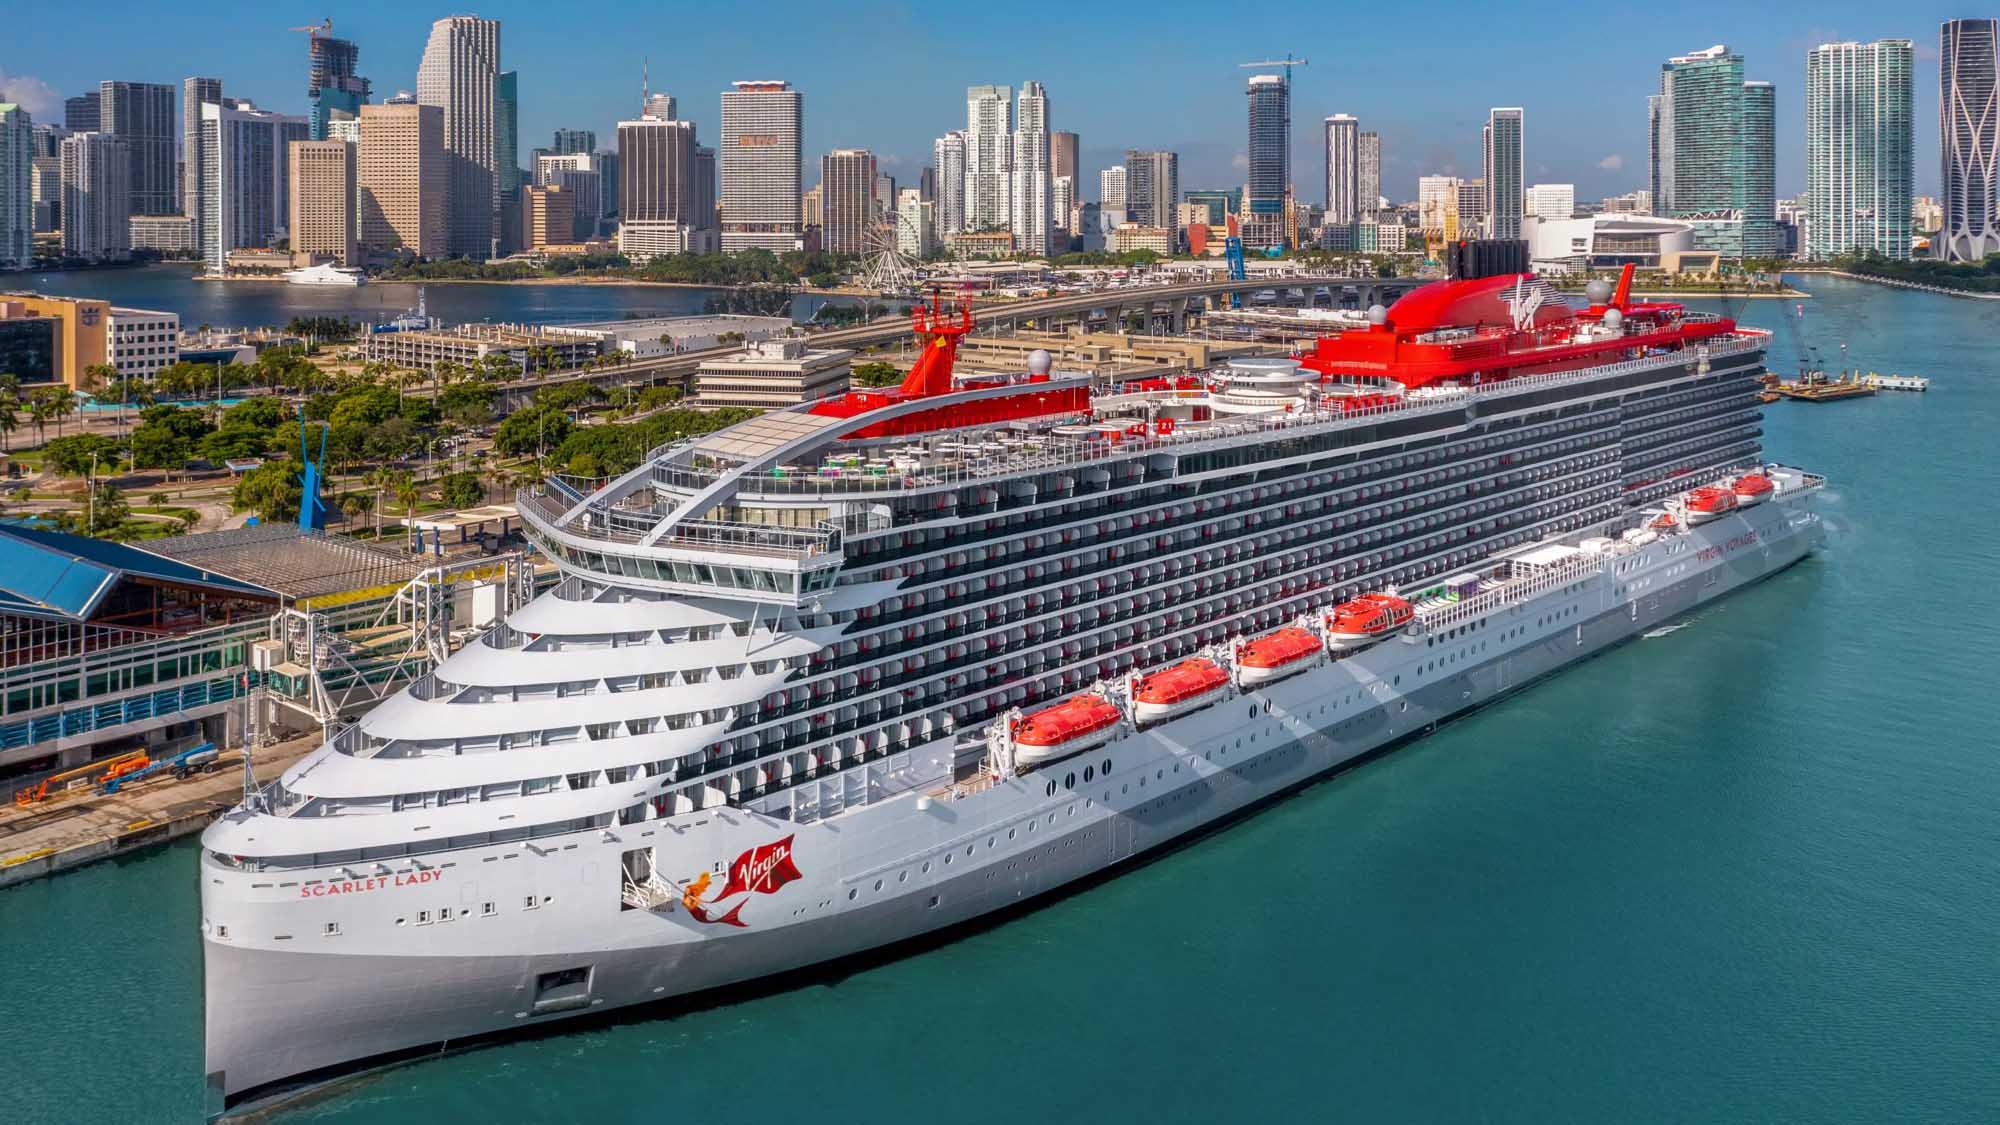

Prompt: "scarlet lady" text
[{"left": 298, "top": 869, "right": 444, "bottom": 898}]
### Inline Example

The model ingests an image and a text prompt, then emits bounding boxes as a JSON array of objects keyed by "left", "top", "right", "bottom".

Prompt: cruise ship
[{"left": 200, "top": 266, "right": 1826, "bottom": 1111}]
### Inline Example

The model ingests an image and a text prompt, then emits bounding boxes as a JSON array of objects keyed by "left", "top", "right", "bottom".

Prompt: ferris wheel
[{"left": 859, "top": 220, "right": 919, "bottom": 296}]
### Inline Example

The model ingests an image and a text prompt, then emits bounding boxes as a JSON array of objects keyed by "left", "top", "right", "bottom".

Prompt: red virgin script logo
[{"left": 682, "top": 835, "right": 801, "bottom": 927}]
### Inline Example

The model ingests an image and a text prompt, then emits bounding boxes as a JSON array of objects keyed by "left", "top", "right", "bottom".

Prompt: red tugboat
[
  {"left": 1236, "top": 627, "right": 1325, "bottom": 688},
  {"left": 1733, "top": 473, "right": 1774, "bottom": 507},
  {"left": 1683, "top": 485, "right": 1739, "bottom": 525},
  {"left": 1323, "top": 593, "right": 1415, "bottom": 652},
  {"left": 1131, "top": 658, "right": 1231, "bottom": 726},
  {"left": 1012, "top": 694, "right": 1123, "bottom": 769}
]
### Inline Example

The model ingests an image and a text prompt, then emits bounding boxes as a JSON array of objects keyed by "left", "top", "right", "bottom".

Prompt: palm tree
[
  {"left": 391, "top": 469, "right": 420, "bottom": 522},
  {"left": 27, "top": 391, "right": 52, "bottom": 445},
  {"left": 0, "top": 373, "right": 20, "bottom": 403},
  {"left": 338, "top": 490, "right": 372, "bottom": 527},
  {"left": 0, "top": 400, "right": 15, "bottom": 452}
]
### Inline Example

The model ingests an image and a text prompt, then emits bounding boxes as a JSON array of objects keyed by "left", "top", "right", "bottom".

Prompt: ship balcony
[{"left": 517, "top": 486, "right": 843, "bottom": 606}]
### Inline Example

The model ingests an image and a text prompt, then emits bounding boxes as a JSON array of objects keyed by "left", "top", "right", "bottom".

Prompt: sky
[{"left": 0, "top": 0, "right": 1976, "bottom": 205}]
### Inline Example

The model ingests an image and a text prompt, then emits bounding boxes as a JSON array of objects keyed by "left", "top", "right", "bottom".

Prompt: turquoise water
[{"left": 7, "top": 277, "right": 1999, "bottom": 1122}]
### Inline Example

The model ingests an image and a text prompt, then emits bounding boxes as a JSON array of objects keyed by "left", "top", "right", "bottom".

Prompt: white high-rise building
[
  {"left": 1357, "top": 131, "right": 1381, "bottom": 213},
  {"left": 1052, "top": 174, "right": 1076, "bottom": 241},
  {"left": 1805, "top": 39, "right": 1913, "bottom": 260},
  {"left": 1099, "top": 165, "right": 1127, "bottom": 209},
  {"left": 719, "top": 81, "right": 802, "bottom": 252},
  {"left": 965, "top": 84, "right": 1011, "bottom": 231},
  {"left": 1526, "top": 183, "right": 1576, "bottom": 221},
  {"left": 1483, "top": 107, "right": 1525, "bottom": 239},
  {"left": 1324, "top": 114, "right": 1359, "bottom": 225},
  {"left": 200, "top": 100, "right": 308, "bottom": 271},
  {"left": 0, "top": 104, "right": 30, "bottom": 269},
  {"left": 896, "top": 187, "right": 934, "bottom": 257},
  {"left": 1009, "top": 81, "right": 1052, "bottom": 256},
  {"left": 932, "top": 131, "right": 967, "bottom": 236},
  {"left": 62, "top": 131, "right": 132, "bottom": 262},
  {"left": 417, "top": 15, "right": 501, "bottom": 259}
]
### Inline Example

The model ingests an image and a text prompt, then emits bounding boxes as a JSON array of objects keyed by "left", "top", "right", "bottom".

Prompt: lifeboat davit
[
  {"left": 1323, "top": 592, "right": 1414, "bottom": 651},
  {"left": 1683, "top": 485, "right": 1738, "bottom": 525},
  {"left": 1732, "top": 473, "right": 1774, "bottom": 507},
  {"left": 1131, "top": 658, "right": 1230, "bottom": 726},
  {"left": 1013, "top": 694, "right": 1123, "bottom": 769},
  {"left": 1236, "top": 626, "right": 1324, "bottom": 688}
]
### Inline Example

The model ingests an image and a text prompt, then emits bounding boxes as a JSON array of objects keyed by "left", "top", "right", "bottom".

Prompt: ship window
[
  {"left": 483, "top": 902, "right": 496, "bottom": 917},
  {"left": 524, "top": 896, "right": 538, "bottom": 910},
  {"left": 324, "top": 922, "right": 340, "bottom": 936}
]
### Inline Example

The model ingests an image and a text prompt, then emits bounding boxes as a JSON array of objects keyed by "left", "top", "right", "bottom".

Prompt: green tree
[
  {"left": 0, "top": 397, "right": 16, "bottom": 451},
  {"left": 42, "top": 433, "right": 118, "bottom": 477},
  {"left": 852, "top": 361, "right": 902, "bottom": 388},
  {"left": 129, "top": 422, "right": 193, "bottom": 476},
  {"left": 231, "top": 461, "right": 304, "bottom": 523},
  {"left": 438, "top": 470, "right": 484, "bottom": 509},
  {"left": 493, "top": 404, "right": 573, "bottom": 457}
]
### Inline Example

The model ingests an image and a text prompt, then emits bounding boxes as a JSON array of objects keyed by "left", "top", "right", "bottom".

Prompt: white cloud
[
  {"left": 0, "top": 69, "right": 61, "bottom": 118},
  {"left": 1231, "top": 152, "right": 1248, "bottom": 172},
  {"left": 1596, "top": 154, "right": 1625, "bottom": 171}
]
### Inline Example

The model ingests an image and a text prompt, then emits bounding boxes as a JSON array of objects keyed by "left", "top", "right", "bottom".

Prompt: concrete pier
[{"left": 0, "top": 733, "right": 320, "bottom": 890}]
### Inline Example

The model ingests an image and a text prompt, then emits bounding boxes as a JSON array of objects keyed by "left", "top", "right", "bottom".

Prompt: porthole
[
  {"left": 874, "top": 879, "right": 884, "bottom": 891},
  {"left": 898, "top": 871, "right": 908, "bottom": 883},
  {"left": 1102, "top": 758, "right": 1112, "bottom": 774},
  {"left": 1046, "top": 780, "right": 1057, "bottom": 797},
  {"left": 1007, "top": 828, "right": 1016, "bottom": 840},
  {"left": 848, "top": 888, "right": 858, "bottom": 900},
  {"left": 1083, "top": 766, "right": 1094, "bottom": 783},
  {"left": 1065, "top": 772, "right": 1076, "bottom": 788},
  {"left": 1247, "top": 704, "right": 1258, "bottom": 718}
]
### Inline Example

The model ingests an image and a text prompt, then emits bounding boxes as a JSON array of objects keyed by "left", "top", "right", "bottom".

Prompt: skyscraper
[
  {"left": 820, "top": 148, "right": 876, "bottom": 255},
  {"left": 1099, "top": 165, "right": 1127, "bottom": 210},
  {"left": 1051, "top": 130, "right": 1079, "bottom": 183},
  {"left": 307, "top": 34, "right": 371, "bottom": 141},
  {"left": 718, "top": 80, "right": 802, "bottom": 252},
  {"left": 0, "top": 104, "right": 30, "bottom": 270},
  {"left": 182, "top": 78, "right": 221, "bottom": 237},
  {"left": 199, "top": 100, "right": 308, "bottom": 270},
  {"left": 1482, "top": 108, "right": 1524, "bottom": 240},
  {"left": 617, "top": 111, "right": 704, "bottom": 258},
  {"left": 29, "top": 122, "right": 63, "bottom": 235},
  {"left": 1357, "top": 131, "right": 1381, "bottom": 214},
  {"left": 1940, "top": 19, "right": 2000, "bottom": 261},
  {"left": 932, "top": 131, "right": 966, "bottom": 236},
  {"left": 99, "top": 81, "right": 176, "bottom": 216},
  {"left": 1323, "top": 114, "right": 1359, "bottom": 224},
  {"left": 62, "top": 130, "right": 131, "bottom": 262},
  {"left": 644, "top": 93, "right": 677, "bottom": 122},
  {"left": 417, "top": 14, "right": 501, "bottom": 258},
  {"left": 1804, "top": 40, "right": 1913, "bottom": 261},
  {"left": 496, "top": 71, "right": 520, "bottom": 200},
  {"left": 553, "top": 129, "right": 596, "bottom": 155},
  {"left": 1652, "top": 44, "right": 1777, "bottom": 258},
  {"left": 65, "top": 93, "right": 100, "bottom": 133},
  {"left": 1245, "top": 74, "right": 1289, "bottom": 217},
  {"left": 1125, "top": 149, "right": 1179, "bottom": 240},
  {"left": 289, "top": 139, "right": 357, "bottom": 265},
  {"left": 358, "top": 102, "right": 446, "bottom": 259},
  {"left": 1010, "top": 82, "right": 1052, "bottom": 256},
  {"left": 965, "top": 84, "right": 1011, "bottom": 231}
]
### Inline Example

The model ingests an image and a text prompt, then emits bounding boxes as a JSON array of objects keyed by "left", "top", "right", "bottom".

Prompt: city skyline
[{"left": 0, "top": 0, "right": 1976, "bottom": 205}]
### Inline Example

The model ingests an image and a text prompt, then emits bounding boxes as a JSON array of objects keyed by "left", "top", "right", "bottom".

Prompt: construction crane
[
  {"left": 1238, "top": 54, "right": 1309, "bottom": 85},
  {"left": 287, "top": 17, "right": 332, "bottom": 40}
]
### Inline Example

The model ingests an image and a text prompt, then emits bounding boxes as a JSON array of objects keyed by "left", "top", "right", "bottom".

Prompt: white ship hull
[{"left": 203, "top": 493, "right": 1822, "bottom": 1112}]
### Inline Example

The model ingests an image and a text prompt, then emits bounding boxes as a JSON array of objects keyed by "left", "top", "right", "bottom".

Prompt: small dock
[
  {"left": 1861, "top": 372, "right": 1929, "bottom": 392},
  {"left": 0, "top": 733, "right": 319, "bottom": 890}
]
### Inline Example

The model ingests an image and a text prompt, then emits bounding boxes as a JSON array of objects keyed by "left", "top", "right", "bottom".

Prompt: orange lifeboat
[
  {"left": 1131, "top": 658, "right": 1230, "bottom": 726},
  {"left": 1012, "top": 694, "right": 1123, "bottom": 768},
  {"left": 1236, "top": 626, "right": 1324, "bottom": 688},
  {"left": 1732, "top": 473, "right": 1773, "bottom": 507},
  {"left": 1323, "top": 593, "right": 1414, "bottom": 652},
  {"left": 1683, "top": 485, "right": 1738, "bottom": 525}
]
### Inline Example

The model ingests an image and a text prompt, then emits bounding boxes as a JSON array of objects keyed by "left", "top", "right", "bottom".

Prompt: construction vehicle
[
  {"left": 100, "top": 743, "right": 222, "bottom": 795},
  {"left": 12, "top": 751, "right": 149, "bottom": 807}
]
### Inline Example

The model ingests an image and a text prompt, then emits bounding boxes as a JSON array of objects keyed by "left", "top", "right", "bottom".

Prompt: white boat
[
  {"left": 284, "top": 263, "right": 367, "bottom": 287},
  {"left": 1860, "top": 372, "right": 1928, "bottom": 391}
]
